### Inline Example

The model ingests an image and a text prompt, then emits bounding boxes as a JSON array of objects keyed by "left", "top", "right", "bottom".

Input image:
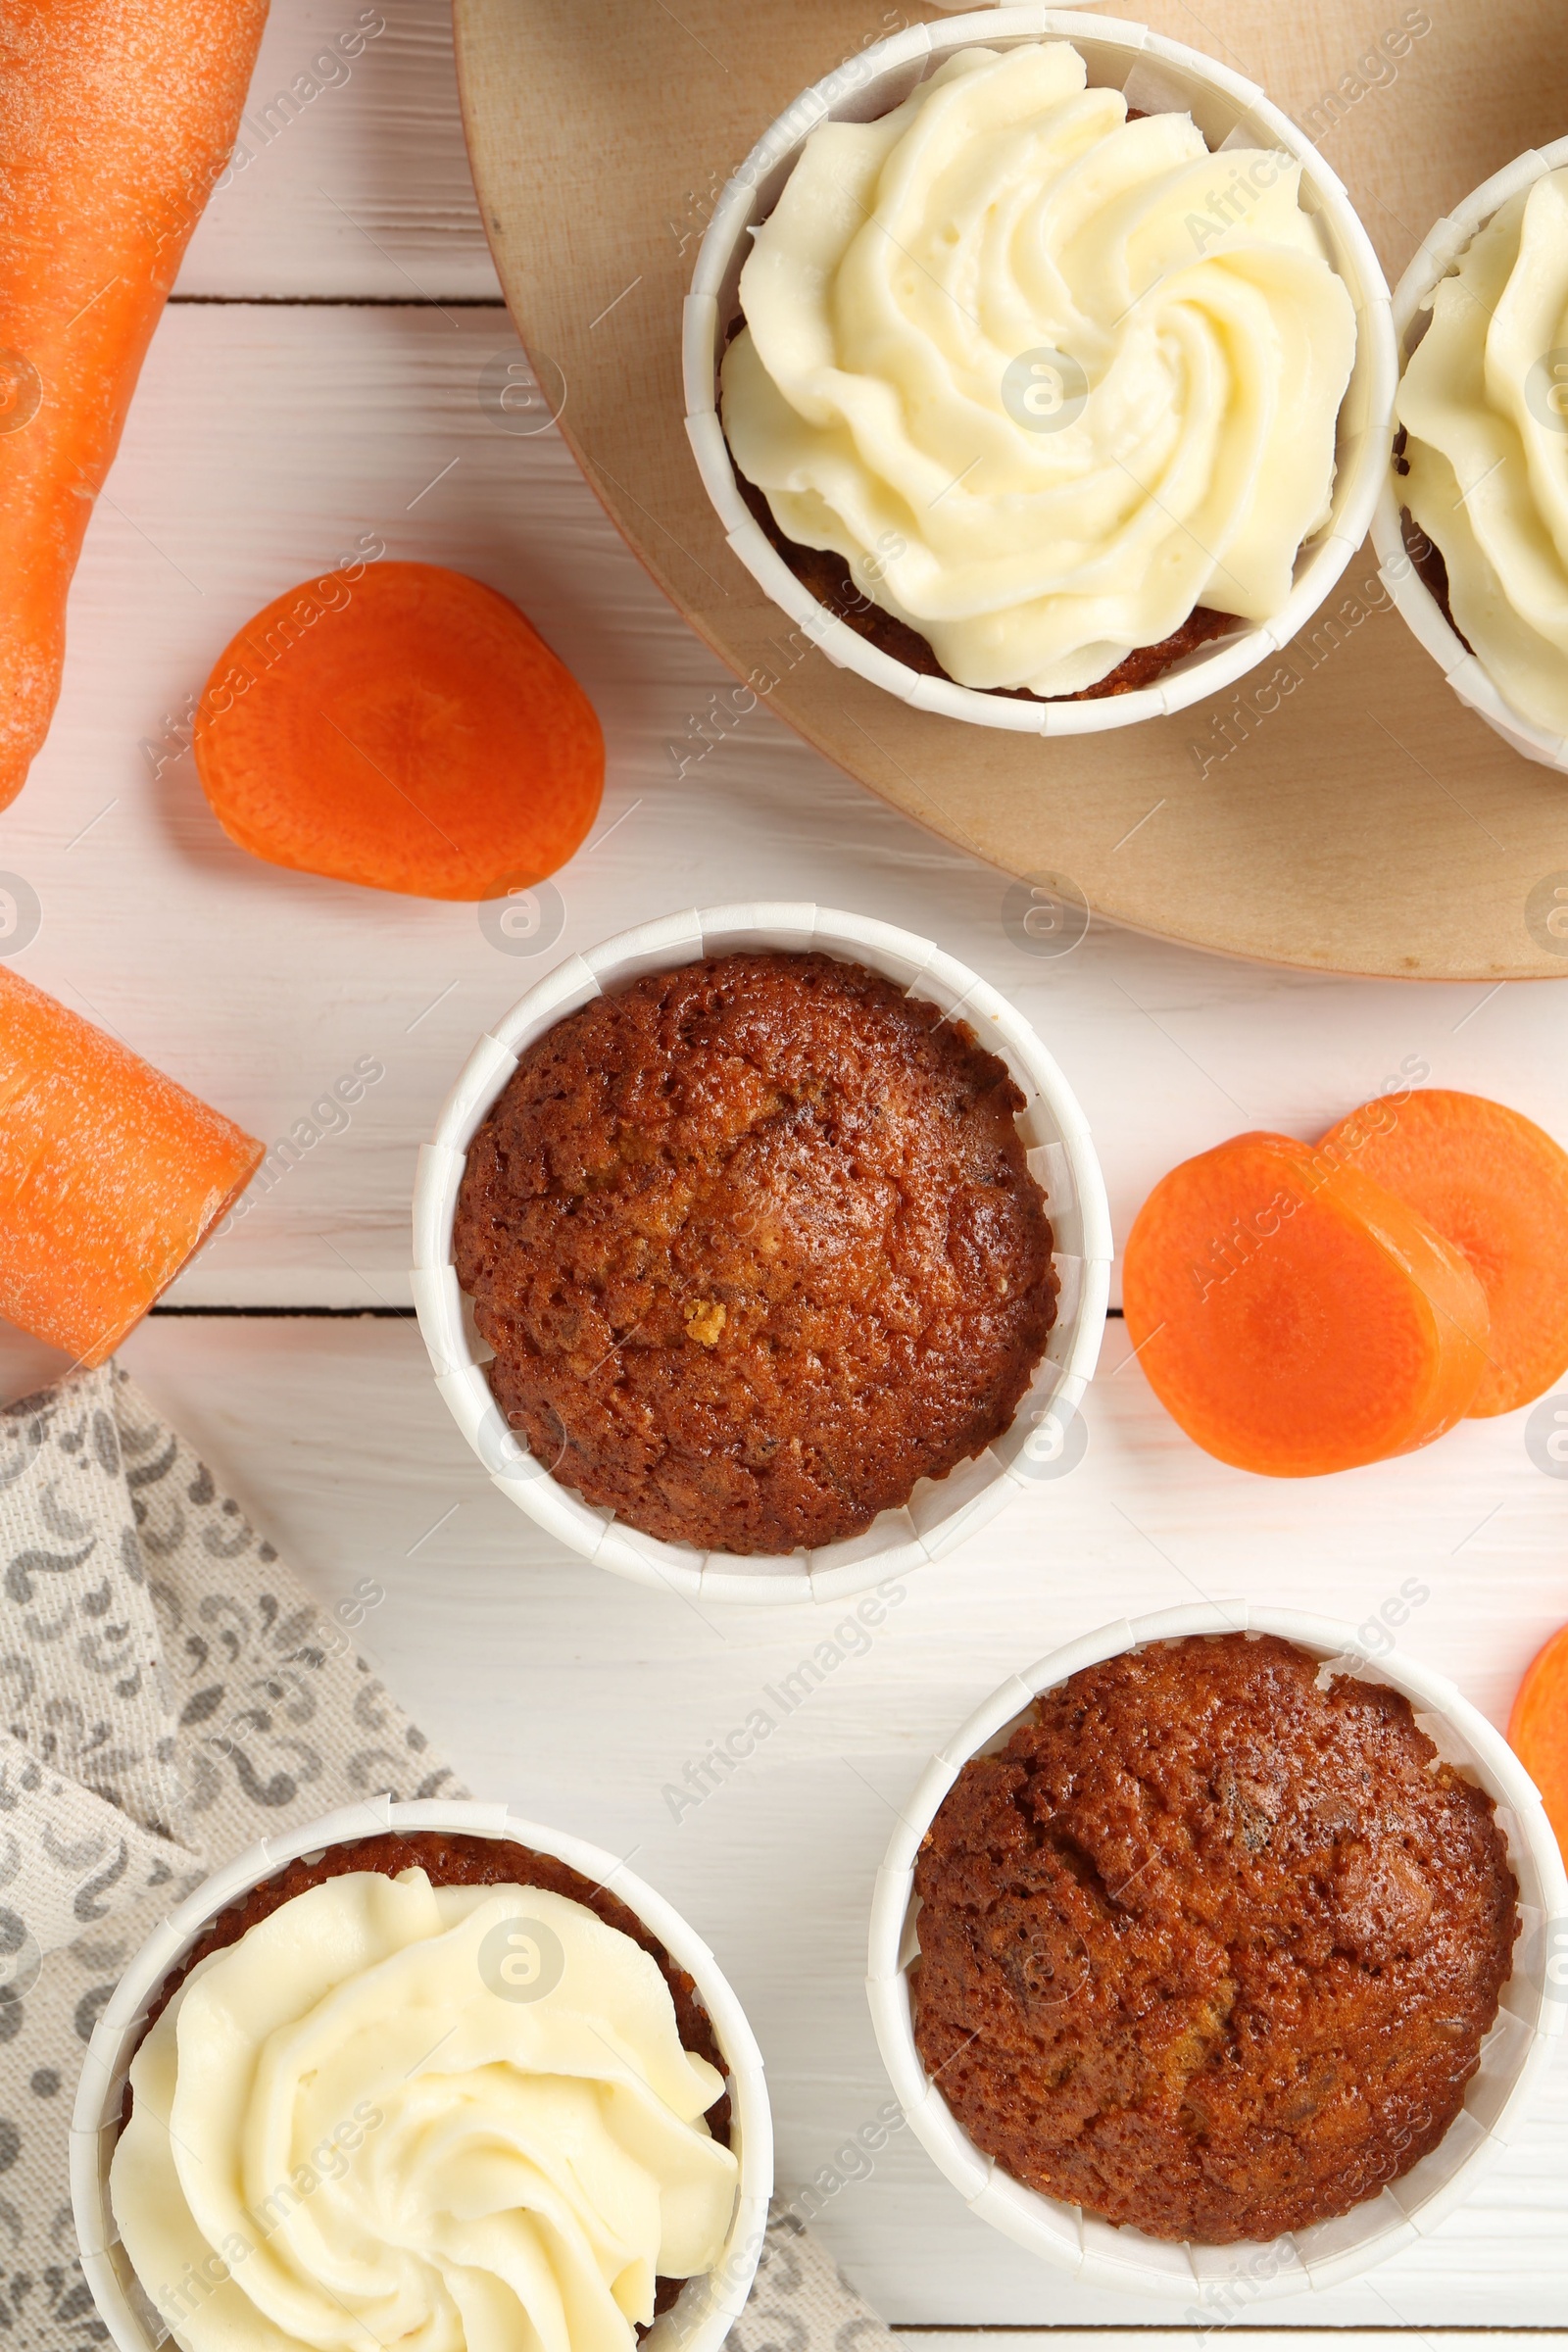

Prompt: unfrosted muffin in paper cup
[
  {"left": 413, "top": 905, "right": 1110, "bottom": 1606},
  {"left": 1374, "top": 135, "right": 1568, "bottom": 770},
  {"left": 72, "top": 1797, "right": 772, "bottom": 2352},
  {"left": 866, "top": 1604, "right": 1568, "bottom": 2303},
  {"left": 684, "top": 6, "right": 1395, "bottom": 735}
]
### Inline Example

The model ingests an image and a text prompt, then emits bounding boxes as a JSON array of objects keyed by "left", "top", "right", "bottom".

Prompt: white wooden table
[{"left": 4, "top": 1, "right": 1566, "bottom": 2338}]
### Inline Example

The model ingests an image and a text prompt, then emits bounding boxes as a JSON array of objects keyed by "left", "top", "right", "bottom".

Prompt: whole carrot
[{"left": 0, "top": 0, "right": 268, "bottom": 807}]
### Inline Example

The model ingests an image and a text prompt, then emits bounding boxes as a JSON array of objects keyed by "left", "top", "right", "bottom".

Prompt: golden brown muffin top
[
  {"left": 912, "top": 1633, "right": 1519, "bottom": 2244},
  {"left": 455, "top": 952, "right": 1057, "bottom": 1554}
]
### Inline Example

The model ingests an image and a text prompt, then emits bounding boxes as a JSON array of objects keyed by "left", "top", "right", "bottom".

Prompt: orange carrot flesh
[
  {"left": 1122, "top": 1131, "right": 1490, "bottom": 1476},
  {"left": 191, "top": 562, "right": 605, "bottom": 901},
  {"left": 0, "top": 968, "right": 263, "bottom": 1366},
  {"left": 1320, "top": 1089, "right": 1568, "bottom": 1417},
  {"left": 1509, "top": 1622, "right": 1568, "bottom": 1863},
  {"left": 0, "top": 0, "right": 269, "bottom": 807}
]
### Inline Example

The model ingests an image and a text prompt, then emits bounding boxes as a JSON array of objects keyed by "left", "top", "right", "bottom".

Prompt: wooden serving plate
[{"left": 453, "top": 0, "right": 1568, "bottom": 978}]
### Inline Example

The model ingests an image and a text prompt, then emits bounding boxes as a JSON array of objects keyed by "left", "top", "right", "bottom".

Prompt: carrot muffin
[
  {"left": 110, "top": 1833, "right": 738, "bottom": 2350},
  {"left": 721, "top": 39, "right": 1357, "bottom": 701},
  {"left": 454, "top": 951, "right": 1057, "bottom": 1555},
  {"left": 911, "top": 1634, "right": 1519, "bottom": 2243}
]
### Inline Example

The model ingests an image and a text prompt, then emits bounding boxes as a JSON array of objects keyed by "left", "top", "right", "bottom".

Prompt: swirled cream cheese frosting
[
  {"left": 109, "top": 1871, "right": 739, "bottom": 2352},
  {"left": 1397, "top": 168, "right": 1568, "bottom": 737},
  {"left": 721, "top": 39, "right": 1358, "bottom": 695}
]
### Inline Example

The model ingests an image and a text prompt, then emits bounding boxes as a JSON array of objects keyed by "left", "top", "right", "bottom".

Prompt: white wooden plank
[
  {"left": 2, "top": 1317, "right": 1560, "bottom": 2328},
  {"left": 173, "top": 0, "right": 502, "bottom": 300},
  {"left": 12, "top": 301, "right": 1568, "bottom": 1318}
]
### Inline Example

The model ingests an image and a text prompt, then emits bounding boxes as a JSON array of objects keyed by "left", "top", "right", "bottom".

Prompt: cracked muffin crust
[
  {"left": 910, "top": 1633, "right": 1519, "bottom": 2243},
  {"left": 453, "top": 950, "right": 1057, "bottom": 1555}
]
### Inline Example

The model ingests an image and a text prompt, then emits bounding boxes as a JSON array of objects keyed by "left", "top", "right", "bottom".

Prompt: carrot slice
[
  {"left": 1319, "top": 1089, "right": 1568, "bottom": 1417},
  {"left": 1122, "top": 1131, "right": 1490, "bottom": 1476},
  {"left": 0, "top": 0, "right": 269, "bottom": 807},
  {"left": 191, "top": 562, "right": 605, "bottom": 900},
  {"left": 1509, "top": 1622, "right": 1568, "bottom": 1862},
  {"left": 0, "top": 968, "right": 263, "bottom": 1366}
]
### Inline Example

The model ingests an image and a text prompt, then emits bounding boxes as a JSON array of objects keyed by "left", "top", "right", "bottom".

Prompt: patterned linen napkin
[
  {"left": 729, "top": 2211, "right": 899, "bottom": 2352},
  {"left": 0, "top": 1363, "right": 899, "bottom": 2352}
]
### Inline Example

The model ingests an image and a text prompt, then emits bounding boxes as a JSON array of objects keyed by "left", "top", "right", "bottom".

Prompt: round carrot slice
[
  {"left": 1122, "top": 1131, "right": 1490, "bottom": 1476},
  {"left": 192, "top": 562, "right": 604, "bottom": 900},
  {"left": 1509, "top": 1622, "right": 1568, "bottom": 1863},
  {"left": 1319, "top": 1089, "right": 1568, "bottom": 1417}
]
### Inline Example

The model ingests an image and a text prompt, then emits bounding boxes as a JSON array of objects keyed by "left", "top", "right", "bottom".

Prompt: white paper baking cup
[
  {"left": 412, "top": 904, "right": 1111, "bottom": 1606},
  {"left": 71, "top": 1795, "right": 773, "bottom": 2352},
  {"left": 683, "top": 6, "right": 1396, "bottom": 736},
  {"left": 866, "top": 1602, "right": 1568, "bottom": 2305},
  {"left": 1373, "top": 135, "right": 1568, "bottom": 773}
]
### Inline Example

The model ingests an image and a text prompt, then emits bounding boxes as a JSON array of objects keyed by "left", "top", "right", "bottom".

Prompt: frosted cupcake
[
  {"left": 1396, "top": 163, "right": 1568, "bottom": 745},
  {"left": 720, "top": 38, "right": 1359, "bottom": 703},
  {"left": 106, "top": 1832, "right": 740, "bottom": 2352}
]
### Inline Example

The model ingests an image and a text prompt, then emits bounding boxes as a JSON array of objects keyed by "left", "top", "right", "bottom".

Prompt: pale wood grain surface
[
  {"left": 1, "top": 0, "right": 1564, "bottom": 2326},
  {"left": 175, "top": 0, "right": 501, "bottom": 300}
]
